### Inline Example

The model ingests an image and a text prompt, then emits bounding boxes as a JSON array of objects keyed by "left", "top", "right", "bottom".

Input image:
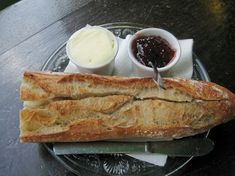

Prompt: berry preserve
[{"left": 132, "top": 35, "right": 175, "bottom": 68}]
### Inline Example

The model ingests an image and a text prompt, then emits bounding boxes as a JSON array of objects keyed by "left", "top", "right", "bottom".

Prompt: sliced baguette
[{"left": 19, "top": 71, "right": 235, "bottom": 142}]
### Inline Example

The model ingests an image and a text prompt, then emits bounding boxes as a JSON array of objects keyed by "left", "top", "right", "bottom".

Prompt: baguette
[{"left": 19, "top": 71, "right": 235, "bottom": 142}]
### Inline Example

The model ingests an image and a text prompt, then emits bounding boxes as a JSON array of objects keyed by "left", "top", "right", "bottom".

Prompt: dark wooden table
[{"left": 0, "top": 0, "right": 235, "bottom": 175}]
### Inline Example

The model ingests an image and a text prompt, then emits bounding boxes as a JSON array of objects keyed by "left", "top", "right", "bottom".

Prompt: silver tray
[{"left": 42, "top": 22, "right": 210, "bottom": 176}]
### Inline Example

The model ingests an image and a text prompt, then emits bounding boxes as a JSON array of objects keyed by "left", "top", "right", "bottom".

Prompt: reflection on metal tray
[{"left": 41, "top": 22, "right": 211, "bottom": 176}]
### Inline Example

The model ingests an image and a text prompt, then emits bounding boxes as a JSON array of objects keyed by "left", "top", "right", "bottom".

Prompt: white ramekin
[
  {"left": 66, "top": 26, "right": 118, "bottom": 75},
  {"left": 128, "top": 28, "right": 181, "bottom": 77}
]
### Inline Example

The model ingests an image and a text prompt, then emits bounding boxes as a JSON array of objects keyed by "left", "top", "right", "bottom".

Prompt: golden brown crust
[
  {"left": 19, "top": 71, "right": 235, "bottom": 143},
  {"left": 21, "top": 71, "right": 235, "bottom": 101}
]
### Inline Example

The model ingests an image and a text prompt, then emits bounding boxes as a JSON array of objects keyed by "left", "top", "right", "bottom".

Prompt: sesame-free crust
[{"left": 19, "top": 71, "right": 235, "bottom": 142}]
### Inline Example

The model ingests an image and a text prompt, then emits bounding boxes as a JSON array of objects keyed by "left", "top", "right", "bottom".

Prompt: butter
[{"left": 67, "top": 27, "right": 117, "bottom": 67}]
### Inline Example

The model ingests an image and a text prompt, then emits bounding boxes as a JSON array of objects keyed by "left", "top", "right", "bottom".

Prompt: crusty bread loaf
[{"left": 19, "top": 71, "right": 235, "bottom": 142}]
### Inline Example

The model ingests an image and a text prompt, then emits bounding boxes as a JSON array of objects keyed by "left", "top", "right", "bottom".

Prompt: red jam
[{"left": 132, "top": 35, "right": 175, "bottom": 68}]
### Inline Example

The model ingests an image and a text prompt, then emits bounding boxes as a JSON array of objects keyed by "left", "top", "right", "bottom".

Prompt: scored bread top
[{"left": 20, "top": 71, "right": 235, "bottom": 102}]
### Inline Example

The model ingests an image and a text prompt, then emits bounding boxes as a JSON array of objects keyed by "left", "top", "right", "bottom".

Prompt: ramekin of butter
[
  {"left": 66, "top": 26, "right": 118, "bottom": 75},
  {"left": 128, "top": 28, "right": 181, "bottom": 77}
]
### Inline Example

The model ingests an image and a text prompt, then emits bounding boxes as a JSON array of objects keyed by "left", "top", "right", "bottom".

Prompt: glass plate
[{"left": 41, "top": 22, "right": 210, "bottom": 176}]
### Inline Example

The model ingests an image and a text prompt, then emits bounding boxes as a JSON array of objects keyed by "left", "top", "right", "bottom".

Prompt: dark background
[{"left": 0, "top": 0, "right": 235, "bottom": 175}]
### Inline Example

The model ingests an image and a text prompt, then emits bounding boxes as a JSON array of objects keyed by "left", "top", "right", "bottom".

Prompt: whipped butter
[{"left": 67, "top": 27, "right": 117, "bottom": 67}]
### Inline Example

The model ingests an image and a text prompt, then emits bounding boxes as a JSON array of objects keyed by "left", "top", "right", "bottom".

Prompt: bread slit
[{"left": 24, "top": 95, "right": 230, "bottom": 110}]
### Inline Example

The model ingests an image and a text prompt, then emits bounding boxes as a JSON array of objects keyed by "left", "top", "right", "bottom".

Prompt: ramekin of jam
[{"left": 128, "top": 28, "right": 181, "bottom": 77}]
